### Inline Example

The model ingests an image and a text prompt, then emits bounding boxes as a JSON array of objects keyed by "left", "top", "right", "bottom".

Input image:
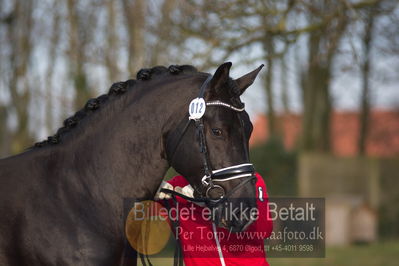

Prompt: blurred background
[{"left": 0, "top": 0, "right": 398, "bottom": 265}]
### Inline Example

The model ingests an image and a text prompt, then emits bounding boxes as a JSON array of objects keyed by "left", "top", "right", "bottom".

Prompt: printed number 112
[{"left": 191, "top": 102, "right": 203, "bottom": 114}]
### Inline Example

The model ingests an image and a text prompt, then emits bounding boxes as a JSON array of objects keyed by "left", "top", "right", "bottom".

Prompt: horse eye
[{"left": 211, "top": 128, "right": 223, "bottom": 137}]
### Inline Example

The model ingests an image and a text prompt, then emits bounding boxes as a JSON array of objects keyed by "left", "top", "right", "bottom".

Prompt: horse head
[{"left": 165, "top": 62, "right": 263, "bottom": 232}]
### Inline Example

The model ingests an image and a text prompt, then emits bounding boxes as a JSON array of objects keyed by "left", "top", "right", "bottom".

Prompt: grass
[
  {"left": 137, "top": 241, "right": 399, "bottom": 266},
  {"left": 268, "top": 241, "right": 399, "bottom": 266}
]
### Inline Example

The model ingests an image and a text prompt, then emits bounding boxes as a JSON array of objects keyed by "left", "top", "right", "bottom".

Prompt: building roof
[{"left": 250, "top": 110, "right": 399, "bottom": 157}]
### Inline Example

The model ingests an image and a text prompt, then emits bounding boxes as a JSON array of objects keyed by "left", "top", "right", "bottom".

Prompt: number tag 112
[{"left": 188, "top": 98, "right": 206, "bottom": 120}]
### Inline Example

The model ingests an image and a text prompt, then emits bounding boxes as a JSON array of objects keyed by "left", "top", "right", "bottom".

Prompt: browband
[{"left": 206, "top": 101, "right": 245, "bottom": 112}]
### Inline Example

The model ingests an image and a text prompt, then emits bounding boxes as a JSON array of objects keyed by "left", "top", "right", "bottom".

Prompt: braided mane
[{"left": 34, "top": 65, "right": 198, "bottom": 148}]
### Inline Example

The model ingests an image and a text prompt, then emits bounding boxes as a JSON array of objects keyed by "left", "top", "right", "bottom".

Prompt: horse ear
[
  {"left": 234, "top": 64, "right": 264, "bottom": 95},
  {"left": 209, "top": 62, "right": 232, "bottom": 94}
]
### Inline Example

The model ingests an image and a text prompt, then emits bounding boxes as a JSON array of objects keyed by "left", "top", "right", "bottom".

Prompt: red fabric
[{"left": 161, "top": 173, "right": 272, "bottom": 266}]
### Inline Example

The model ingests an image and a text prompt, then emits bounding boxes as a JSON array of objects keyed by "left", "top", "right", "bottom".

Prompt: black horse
[{"left": 0, "top": 62, "right": 263, "bottom": 265}]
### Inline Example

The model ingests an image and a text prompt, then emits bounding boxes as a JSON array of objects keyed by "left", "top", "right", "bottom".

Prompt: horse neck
[{"left": 43, "top": 80, "right": 190, "bottom": 201}]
